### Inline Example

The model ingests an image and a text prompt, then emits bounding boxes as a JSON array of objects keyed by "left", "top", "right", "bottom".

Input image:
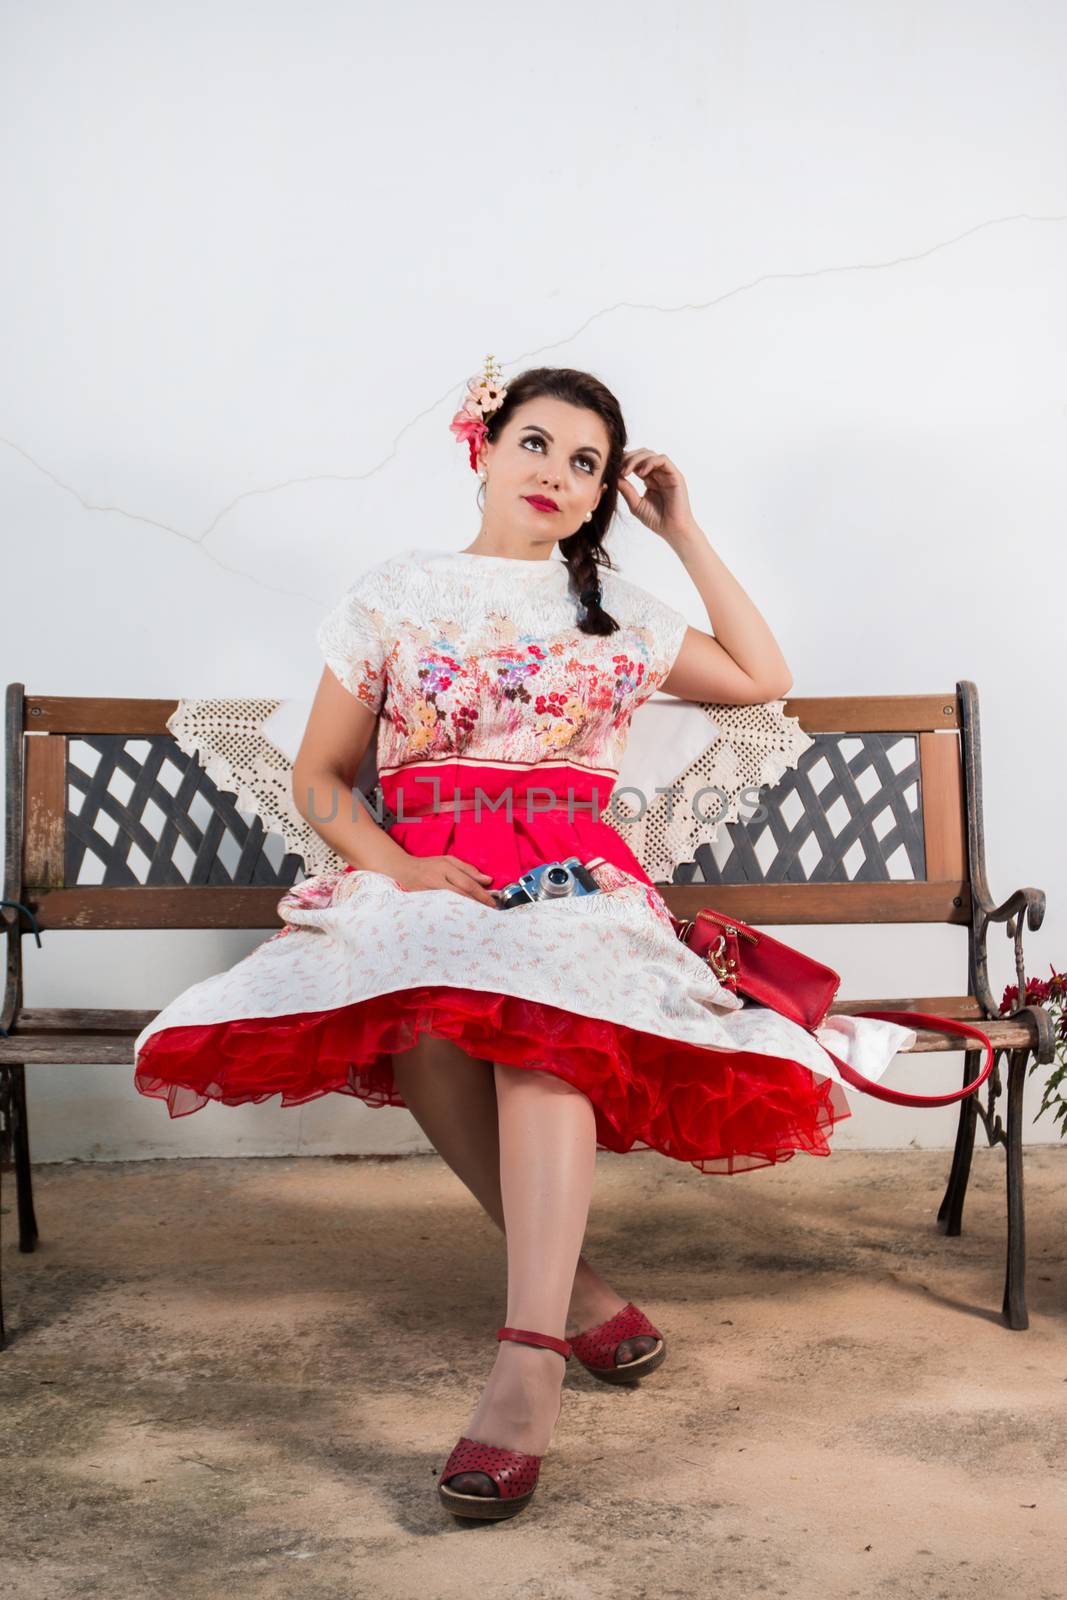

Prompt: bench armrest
[
  {"left": 972, "top": 881, "right": 1047, "bottom": 1023},
  {"left": 959, "top": 682, "right": 1050, "bottom": 1032},
  {"left": 0, "top": 897, "right": 41, "bottom": 1037}
]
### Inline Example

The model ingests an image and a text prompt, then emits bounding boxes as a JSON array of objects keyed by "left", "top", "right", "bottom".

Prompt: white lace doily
[
  {"left": 607, "top": 699, "right": 815, "bottom": 881},
  {"left": 164, "top": 697, "right": 349, "bottom": 879},
  {"left": 164, "top": 694, "right": 813, "bottom": 882}
]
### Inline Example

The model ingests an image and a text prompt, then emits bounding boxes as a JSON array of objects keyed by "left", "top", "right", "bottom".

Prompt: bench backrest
[{"left": 4, "top": 682, "right": 983, "bottom": 934}]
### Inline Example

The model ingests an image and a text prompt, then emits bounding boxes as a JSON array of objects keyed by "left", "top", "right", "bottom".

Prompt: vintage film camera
[{"left": 492, "top": 856, "right": 602, "bottom": 910}]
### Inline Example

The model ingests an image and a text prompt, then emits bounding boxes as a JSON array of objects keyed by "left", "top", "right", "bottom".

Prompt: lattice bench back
[{"left": 4, "top": 682, "right": 982, "bottom": 936}]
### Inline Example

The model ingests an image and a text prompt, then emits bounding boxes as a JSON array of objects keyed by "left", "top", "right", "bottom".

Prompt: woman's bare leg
[
  {"left": 444, "top": 1062, "right": 596, "bottom": 1497},
  {"left": 390, "top": 1034, "right": 656, "bottom": 1358}
]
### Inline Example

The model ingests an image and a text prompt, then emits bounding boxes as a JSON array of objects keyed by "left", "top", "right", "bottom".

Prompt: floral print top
[{"left": 315, "top": 546, "right": 690, "bottom": 780}]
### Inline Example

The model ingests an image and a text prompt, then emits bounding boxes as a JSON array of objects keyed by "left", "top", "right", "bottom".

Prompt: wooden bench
[{"left": 0, "top": 679, "right": 1054, "bottom": 1346}]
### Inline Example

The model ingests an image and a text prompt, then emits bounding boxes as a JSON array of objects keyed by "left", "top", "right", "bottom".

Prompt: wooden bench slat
[
  {"left": 23, "top": 734, "right": 66, "bottom": 891},
  {"left": 23, "top": 692, "right": 961, "bottom": 737},
  {"left": 659, "top": 883, "right": 970, "bottom": 925},
  {"left": 0, "top": 1008, "right": 1037, "bottom": 1063},
  {"left": 919, "top": 731, "right": 967, "bottom": 882},
  {"left": 832, "top": 995, "right": 984, "bottom": 1018},
  {"left": 11, "top": 996, "right": 989, "bottom": 1031},
  {"left": 4, "top": 1007, "right": 161, "bottom": 1031},
  {"left": 0, "top": 1035, "right": 141, "bottom": 1064},
  {"left": 902, "top": 1018, "right": 1035, "bottom": 1051},
  {"left": 782, "top": 694, "right": 959, "bottom": 732},
  {"left": 22, "top": 881, "right": 974, "bottom": 931}
]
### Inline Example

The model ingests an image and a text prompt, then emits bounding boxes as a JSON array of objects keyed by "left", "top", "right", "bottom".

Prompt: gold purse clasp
[{"left": 706, "top": 933, "right": 739, "bottom": 986}]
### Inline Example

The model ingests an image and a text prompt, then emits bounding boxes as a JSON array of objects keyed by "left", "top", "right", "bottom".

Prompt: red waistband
[
  {"left": 382, "top": 764, "right": 615, "bottom": 823},
  {"left": 396, "top": 796, "right": 601, "bottom": 819}
]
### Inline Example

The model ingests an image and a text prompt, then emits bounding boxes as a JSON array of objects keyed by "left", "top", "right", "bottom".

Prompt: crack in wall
[{"left": 3, "top": 209, "right": 1064, "bottom": 606}]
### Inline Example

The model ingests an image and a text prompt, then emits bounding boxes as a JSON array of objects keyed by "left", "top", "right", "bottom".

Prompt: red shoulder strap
[{"left": 816, "top": 1010, "right": 995, "bottom": 1108}]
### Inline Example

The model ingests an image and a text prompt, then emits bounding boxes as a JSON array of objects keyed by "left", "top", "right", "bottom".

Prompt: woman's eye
[{"left": 522, "top": 436, "right": 595, "bottom": 474}]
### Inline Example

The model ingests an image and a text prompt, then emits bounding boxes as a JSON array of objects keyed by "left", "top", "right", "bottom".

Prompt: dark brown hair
[{"left": 476, "top": 366, "right": 624, "bottom": 637}]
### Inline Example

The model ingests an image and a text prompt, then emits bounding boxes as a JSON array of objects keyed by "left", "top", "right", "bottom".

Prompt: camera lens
[{"left": 539, "top": 864, "right": 574, "bottom": 899}]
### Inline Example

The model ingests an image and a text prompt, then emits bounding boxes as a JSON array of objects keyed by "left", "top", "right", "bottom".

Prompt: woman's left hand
[{"left": 616, "top": 450, "right": 698, "bottom": 546}]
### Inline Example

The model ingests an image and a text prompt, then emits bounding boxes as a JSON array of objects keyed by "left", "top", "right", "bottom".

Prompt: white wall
[{"left": 3, "top": 2, "right": 1065, "bottom": 1162}]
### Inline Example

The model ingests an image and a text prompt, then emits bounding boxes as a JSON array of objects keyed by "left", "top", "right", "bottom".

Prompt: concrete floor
[{"left": 1, "top": 1145, "right": 1065, "bottom": 1600}]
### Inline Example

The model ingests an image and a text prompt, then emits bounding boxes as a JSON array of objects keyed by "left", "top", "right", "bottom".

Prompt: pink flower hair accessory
[{"left": 449, "top": 352, "right": 508, "bottom": 471}]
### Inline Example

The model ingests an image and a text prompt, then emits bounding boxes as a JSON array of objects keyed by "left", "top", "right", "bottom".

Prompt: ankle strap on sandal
[{"left": 497, "top": 1325, "right": 572, "bottom": 1360}]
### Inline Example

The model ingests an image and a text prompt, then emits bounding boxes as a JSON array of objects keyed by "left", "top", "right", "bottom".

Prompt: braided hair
[{"left": 476, "top": 366, "right": 624, "bottom": 638}]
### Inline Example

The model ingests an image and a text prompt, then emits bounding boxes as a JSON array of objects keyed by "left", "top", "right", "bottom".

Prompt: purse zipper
[{"left": 695, "top": 908, "right": 760, "bottom": 944}]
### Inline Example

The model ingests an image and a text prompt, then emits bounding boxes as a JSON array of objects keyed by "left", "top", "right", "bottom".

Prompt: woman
[{"left": 133, "top": 363, "right": 915, "bottom": 1522}]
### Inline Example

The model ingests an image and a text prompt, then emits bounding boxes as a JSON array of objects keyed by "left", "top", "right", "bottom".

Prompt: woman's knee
[{"left": 493, "top": 1062, "right": 588, "bottom": 1101}]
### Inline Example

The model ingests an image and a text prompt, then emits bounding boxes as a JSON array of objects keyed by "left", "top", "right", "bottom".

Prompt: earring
[
  {"left": 584, "top": 511, "right": 592, "bottom": 521},
  {"left": 478, "top": 470, "right": 486, "bottom": 480}
]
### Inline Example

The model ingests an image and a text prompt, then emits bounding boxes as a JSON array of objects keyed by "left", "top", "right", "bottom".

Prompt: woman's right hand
[{"left": 392, "top": 854, "right": 499, "bottom": 907}]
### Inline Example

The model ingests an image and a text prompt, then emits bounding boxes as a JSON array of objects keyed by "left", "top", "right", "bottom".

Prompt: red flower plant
[{"left": 999, "top": 963, "right": 1067, "bottom": 1135}]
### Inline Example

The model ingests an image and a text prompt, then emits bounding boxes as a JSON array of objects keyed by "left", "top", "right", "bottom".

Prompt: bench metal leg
[
  {"left": 0, "top": 1068, "right": 37, "bottom": 1241},
  {"left": 1, "top": 1064, "right": 38, "bottom": 1253},
  {"left": 0, "top": 1063, "right": 40, "bottom": 1351},
  {"left": 1002, "top": 1047, "right": 1029, "bottom": 1330},
  {"left": 13, "top": 1065, "right": 38, "bottom": 1253},
  {"left": 936, "top": 1048, "right": 982, "bottom": 1235},
  {"left": 0, "top": 1071, "right": 5, "bottom": 1350}
]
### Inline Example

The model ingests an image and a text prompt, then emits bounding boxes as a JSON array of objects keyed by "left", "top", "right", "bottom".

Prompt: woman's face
[{"left": 477, "top": 396, "right": 611, "bottom": 539}]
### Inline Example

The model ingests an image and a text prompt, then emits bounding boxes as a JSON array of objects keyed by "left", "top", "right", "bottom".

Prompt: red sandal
[
  {"left": 436, "top": 1325, "right": 572, "bottom": 1521},
  {"left": 568, "top": 1301, "right": 667, "bottom": 1384}
]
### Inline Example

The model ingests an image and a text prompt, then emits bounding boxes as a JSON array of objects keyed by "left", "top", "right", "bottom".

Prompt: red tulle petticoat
[{"left": 134, "top": 982, "right": 850, "bottom": 1177}]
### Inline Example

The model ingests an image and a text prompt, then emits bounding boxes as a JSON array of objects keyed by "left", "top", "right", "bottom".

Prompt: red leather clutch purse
[
  {"left": 675, "top": 907, "right": 840, "bottom": 1030},
  {"left": 671, "top": 906, "right": 995, "bottom": 1110}
]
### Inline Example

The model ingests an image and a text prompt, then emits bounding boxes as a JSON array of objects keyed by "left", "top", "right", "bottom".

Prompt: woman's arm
[
  {"left": 291, "top": 666, "right": 413, "bottom": 876},
  {"left": 617, "top": 449, "right": 794, "bottom": 707},
  {"left": 292, "top": 669, "right": 496, "bottom": 904},
  {"left": 659, "top": 524, "right": 794, "bottom": 705}
]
